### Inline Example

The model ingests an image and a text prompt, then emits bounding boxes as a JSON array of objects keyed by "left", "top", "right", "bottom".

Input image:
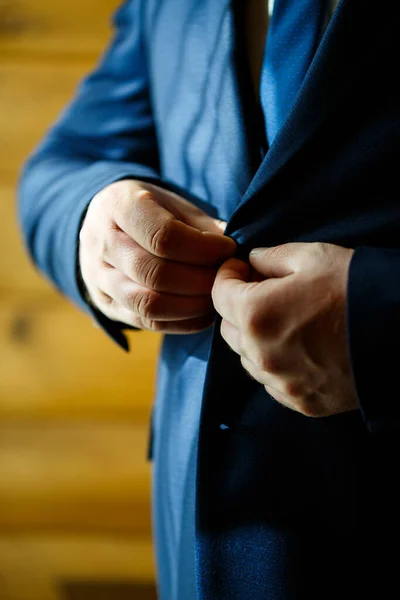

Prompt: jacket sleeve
[
  {"left": 18, "top": 0, "right": 162, "bottom": 351},
  {"left": 346, "top": 246, "right": 400, "bottom": 432}
]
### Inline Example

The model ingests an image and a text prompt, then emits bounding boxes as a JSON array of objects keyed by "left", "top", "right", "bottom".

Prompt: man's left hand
[{"left": 212, "top": 242, "right": 358, "bottom": 417}]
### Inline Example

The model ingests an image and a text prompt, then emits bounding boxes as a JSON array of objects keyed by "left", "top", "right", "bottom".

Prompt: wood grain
[
  {"left": 0, "top": 291, "right": 161, "bottom": 420},
  {"left": 0, "top": 0, "right": 160, "bottom": 595},
  {"left": 0, "top": 61, "right": 99, "bottom": 177},
  {"left": 61, "top": 582, "right": 157, "bottom": 600},
  {"left": 1, "top": 178, "right": 160, "bottom": 423},
  {"left": 0, "top": 0, "right": 120, "bottom": 59},
  {"left": 0, "top": 183, "right": 62, "bottom": 291},
  {"left": 0, "top": 422, "right": 152, "bottom": 534},
  {"left": 0, "top": 535, "right": 155, "bottom": 600}
]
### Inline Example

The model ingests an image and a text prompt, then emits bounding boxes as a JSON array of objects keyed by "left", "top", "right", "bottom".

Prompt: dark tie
[{"left": 261, "top": 0, "right": 328, "bottom": 144}]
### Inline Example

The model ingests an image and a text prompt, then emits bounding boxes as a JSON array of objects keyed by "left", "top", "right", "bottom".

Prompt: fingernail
[{"left": 250, "top": 247, "right": 265, "bottom": 255}]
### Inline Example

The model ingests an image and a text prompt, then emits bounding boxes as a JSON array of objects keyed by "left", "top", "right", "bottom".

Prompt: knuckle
[
  {"left": 91, "top": 184, "right": 130, "bottom": 229},
  {"left": 263, "top": 315, "right": 285, "bottom": 341},
  {"left": 135, "top": 189, "right": 156, "bottom": 204},
  {"left": 98, "top": 232, "right": 114, "bottom": 260},
  {"left": 104, "top": 228, "right": 127, "bottom": 261},
  {"left": 95, "top": 292, "right": 117, "bottom": 319},
  {"left": 89, "top": 287, "right": 111, "bottom": 307},
  {"left": 245, "top": 308, "right": 284, "bottom": 342},
  {"left": 149, "top": 220, "right": 173, "bottom": 257},
  {"left": 101, "top": 292, "right": 114, "bottom": 306},
  {"left": 141, "top": 318, "right": 165, "bottom": 333},
  {"left": 134, "top": 290, "right": 159, "bottom": 320},
  {"left": 112, "top": 199, "right": 128, "bottom": 226},
  {"left": 283, "top": 380, "right": 303, "bottom": 399},
  {"left": 130, "top": 189, "right": 155, "bottom": 223},
  {"left": 140, "top": 256, "right": 164, "bottom": 290},
  {"left": 243, "top": 305, "right": 261, "bottom": 335},
  {"left": 110, "top": 190, "right": 136, "bottom": 226},
  {"left": 297, "top": 399, "right": 318, "bottom": 418},
  {"left": 95, "top": 185, "right": 123, "bottom": 222},
  {"left": 257, "top": 353, "right": 281, "bottom": 374},
  {"left": 266, "top": 307, "right": 285, "bottom": 336}
]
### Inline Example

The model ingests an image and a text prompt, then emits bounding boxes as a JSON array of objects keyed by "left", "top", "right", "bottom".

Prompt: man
[{"left": 19, "top": 0, "right": 400, "bottom": 598}]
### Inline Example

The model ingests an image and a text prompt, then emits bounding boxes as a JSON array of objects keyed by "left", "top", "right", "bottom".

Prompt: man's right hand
[{"left": 79, "top": 180, "right": 236, "bottom": 334}]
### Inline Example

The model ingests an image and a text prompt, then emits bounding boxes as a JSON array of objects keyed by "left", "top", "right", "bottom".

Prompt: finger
[
  {"left": 211, "top": 219, "right": 228, "bottom": 235},
  {"left": 240, "top": 355, "right": 312, "bottom": 415},
  {"left": 102, "top": 303, "right": 216, "bottom": 334},
  {"left": 249, "top": 266, "right": 265, "bottom": 283},
  {"left": 99, "top": 265, "right": 215, "bottom": 321},
  {"left": 240, "top": 356, "right": 297, "bottom": 401},
  {"left": 249, "top": 244, "right": 300, "bottom": 278},
  {"left": 240, "top": 355, "right": 283, "bottom": 390},
  {"left": 221, "top": 316, "right": 298, "bottom": 384},
  {"left": 220, "top": 319, "right": 243, "bottom": 357},
  {"left": 263, "top": 383, "right": 318, "bottom": 416},
  {"left": 141, "top": 312, "right": 215, "bottom": 334},
  {"left": 142, "top": 183, "right": 228, "bottom": 235},
  {"left": 240, "top": 355, "right": 270, "bottom": 385},
  {"left": 115, "top": 189, "right": 236, "bottom": 266},
  {"left": 104, "top": 231, "right": 218, "bottom": 296},
  {"left": 264, "top": 385, "right": 298, "bottom": 412},
  {"left": 212, "top": 258, "right": 252, "bottom": 327}
]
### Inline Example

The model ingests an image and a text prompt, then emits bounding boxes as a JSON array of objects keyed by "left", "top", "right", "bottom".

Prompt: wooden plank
[
  {"left": 0, "top": 178, "right": 160, "bottom": 421},
  {"left": 0, "top": 422, "right": 152, "bottom": 534},
  {"left": 0, "top": 535, "right": 155, "bottom": 600},
  {"left": 0, "top": 291, "right": 161, "bottom": 420},
  {"left": 0, "top": 61, "right": 99, "bottom": 176},
  {"left": 0, "top": 182, "right": 161, "bottom": 421},
  {"left": 1, "top": 171, "right": 160, "bottom": 423},
  {"left": 0, "top": 0, "right": 120, "bottom": 59},
  {"left": 0, "top": 183, "right": 54, "bottom": 292},
  {"left": 61, "top": 582, "right": 157, "bottom": 600}
]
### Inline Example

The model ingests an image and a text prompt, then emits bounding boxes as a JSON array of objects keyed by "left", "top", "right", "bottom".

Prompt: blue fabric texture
[{"left": 18, "top": 0, "right": 400, "bottom": 598}]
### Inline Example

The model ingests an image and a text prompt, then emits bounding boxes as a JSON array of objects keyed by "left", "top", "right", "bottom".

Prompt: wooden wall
[{"left": 0, "top": 2, "right": 160, "bottom": 598}]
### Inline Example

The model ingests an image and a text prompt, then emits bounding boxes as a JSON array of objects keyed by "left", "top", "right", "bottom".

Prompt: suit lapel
[{"left": 226, "top": 0, "right": 392, "bottom": 236}]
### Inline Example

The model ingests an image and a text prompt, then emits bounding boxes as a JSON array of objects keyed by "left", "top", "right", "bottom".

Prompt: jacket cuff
[{"left": 346, "top": 246, "right": 400, "bottom": 432}]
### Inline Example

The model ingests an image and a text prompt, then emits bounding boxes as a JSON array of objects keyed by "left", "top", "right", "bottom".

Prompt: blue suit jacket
[{"left": 19, "top": 0, "right": 400, "bottom": 597}]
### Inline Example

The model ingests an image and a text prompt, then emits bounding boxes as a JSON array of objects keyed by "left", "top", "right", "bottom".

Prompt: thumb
[
  {"left": 183, "top": 210, "right": 227, "bottom": 236},
  {"left": 249, "top": 243, "right": 301, "bottom": 278},
  {"left": 211, "top": 218, "right": 228, "bottom": 235},
  {"left": 144, "top": 182, "right": 228, "bottom": 235}
]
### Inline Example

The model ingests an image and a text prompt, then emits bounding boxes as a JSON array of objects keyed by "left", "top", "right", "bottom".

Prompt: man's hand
[
  {"left": 212, "top": 242, "right": 358, "bottom": 417},
  {"left": 79, "top": 180, "right": 236, "bottom": 333}
]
